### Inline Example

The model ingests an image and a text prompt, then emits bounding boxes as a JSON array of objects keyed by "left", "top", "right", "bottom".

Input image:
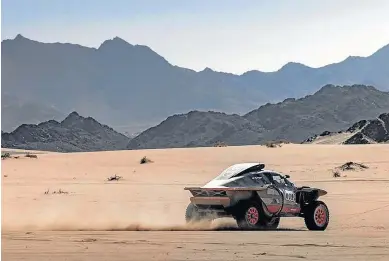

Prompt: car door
[
  {"left": 267, "top": 172, "right": 300, "bottom": 213},
  {"left": 258, "top": 172, "right": 285, "bottom": 214}
]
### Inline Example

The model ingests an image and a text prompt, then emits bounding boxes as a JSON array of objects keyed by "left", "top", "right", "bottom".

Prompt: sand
[{"left": 2, "top": 144, "right": 389, "bottom": 260}]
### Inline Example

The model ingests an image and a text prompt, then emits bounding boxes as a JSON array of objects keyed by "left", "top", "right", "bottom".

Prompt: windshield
[{"left": 283, "top": 177, "right": 295, "bottom": 187}]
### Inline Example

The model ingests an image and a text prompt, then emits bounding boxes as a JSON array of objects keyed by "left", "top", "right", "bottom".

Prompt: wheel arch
[
  {"left": 297, "top": 187, "right": 327, "bottom": 205},
  {"left": 226, "top": 190, "right": 272, "bottom": 218}
]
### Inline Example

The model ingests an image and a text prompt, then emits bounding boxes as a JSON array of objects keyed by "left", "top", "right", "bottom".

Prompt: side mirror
[{"left": 285, "top": 175, "right": 290, "bottom": 179}]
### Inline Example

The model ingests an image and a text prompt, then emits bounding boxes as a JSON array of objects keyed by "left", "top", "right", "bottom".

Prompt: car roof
[{"left": 214, "top": 163, "right": 265, "bottom": 180}]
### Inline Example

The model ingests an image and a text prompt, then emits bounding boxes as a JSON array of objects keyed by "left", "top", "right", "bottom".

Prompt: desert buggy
[{"left": 184, "top": 163, "right": 329, "bottom": 230}]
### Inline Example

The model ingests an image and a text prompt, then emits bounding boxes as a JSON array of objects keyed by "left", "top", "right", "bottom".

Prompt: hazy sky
[{"left": 2, "top": 0, "right": 389, "bottom": 74}]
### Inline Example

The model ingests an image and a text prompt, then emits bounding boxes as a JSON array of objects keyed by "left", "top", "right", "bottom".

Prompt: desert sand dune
[
  {"left": 2, "top": 144, "right": 389, "bottom": 260},
  {"left": 309, "top": 132, "right": 356, "bottom": 144}
]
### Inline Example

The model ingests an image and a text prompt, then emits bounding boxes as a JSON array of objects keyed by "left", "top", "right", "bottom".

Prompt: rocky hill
[
  {"left": 304, "top": 113, "right": 389, "bottom": 144},
  {"left": 127, "top": 111, "right": 265, "bottom": 149},
  {"left": 244, "top": 84, "right": 389, "bottom": 142},
  {"left": 1, "top": 112, "right": 130, "bottom": 152},
  {"left": 127, "top": 85, "right": 389, "bottom": 149},
  {"left": 2, "top": 34, "right": 389, "bottom": 134}
]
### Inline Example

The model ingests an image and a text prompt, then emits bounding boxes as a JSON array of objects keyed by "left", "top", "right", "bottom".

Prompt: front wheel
[{"left": 304, "top": 201, "right": 329, "bottom": 231}]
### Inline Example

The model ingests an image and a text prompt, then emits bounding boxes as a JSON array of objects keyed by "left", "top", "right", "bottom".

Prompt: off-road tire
[
  {"left": 185, "top": 203, "right": 213, "bottom": 223},
  {"left": 185, "top": 202, "right": 200, "bottom": 222},
  {"left": 304, "top": 200, "right": 329, "bottom": 231},
  {"left": 235, "top": 200, "right": 271, "bottom": 229}
]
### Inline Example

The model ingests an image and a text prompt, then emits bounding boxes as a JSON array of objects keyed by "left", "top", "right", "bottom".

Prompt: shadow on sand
[{"left": 104, "top": 224, "right": 305, "bottom": 232}]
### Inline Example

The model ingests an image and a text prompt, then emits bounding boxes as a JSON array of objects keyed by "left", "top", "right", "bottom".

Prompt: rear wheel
[
  {"left": 304, "top": 201, "right": 329, "bottom": 231},
  {"left": 235, "top": 200, "right": 278, "bottom": 229},
  {"left": 185, "top": 203, "right": 213, "bottom": 223}
]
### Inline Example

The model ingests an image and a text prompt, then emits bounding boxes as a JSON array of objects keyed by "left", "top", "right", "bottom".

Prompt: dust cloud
[{"left": 3, "top": 200, "right": 237, "bottom": 231}]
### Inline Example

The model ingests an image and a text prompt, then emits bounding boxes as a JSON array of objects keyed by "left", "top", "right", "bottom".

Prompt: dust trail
[
  {"left": 3, "top": 218, "right": 238, "bottom": 232},
  {"left": 2, "top": 199, "right": 237, "bottom": 232},
  {"left": 29, "top": 219, "right": 238, "bottom": 232}
]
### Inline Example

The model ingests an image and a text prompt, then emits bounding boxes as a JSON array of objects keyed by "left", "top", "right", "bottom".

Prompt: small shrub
[
  {"left": 277, "top": 139, "right": 291, "bottom": 144},
  {"left": 53, "top": 189, "right": 68, "bottom": 194},
  {"left": 333, "top": 171, "right": 341, "bottom": 178},
  {"left": 44, "top": 189, "right": 69, "bottom": 195},
  {"left": 1, "top": 152, "right": 11, "bottom": 159},
  {"left": 25, "top": 153, "right": 38, "bottom": 159},
  {"left": 264, "top": 140, "right": 290, "bottom": 148},
  {"left": 337, "top": 162, "right": 368, "bottom": 171},
  {"left": 107, "top": 174, "right": 122, "bottom": 181},
  {"left": 265, "top": 141, "right": 281, "bottom": 148},
  {"left": 140, "top": 156, "right": 153, "bottom": 164},
  {"left": 214, "top": 141, "right": 227, "bottom": 147}
]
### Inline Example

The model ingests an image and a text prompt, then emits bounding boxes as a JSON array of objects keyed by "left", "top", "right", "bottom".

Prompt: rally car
[{"left": 184, "top": 163, "right": 329, "bottom": 230}]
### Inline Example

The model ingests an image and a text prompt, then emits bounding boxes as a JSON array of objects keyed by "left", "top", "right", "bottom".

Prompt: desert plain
[{"left": 2, "top": 144, "right": 389, "bottom": 260}]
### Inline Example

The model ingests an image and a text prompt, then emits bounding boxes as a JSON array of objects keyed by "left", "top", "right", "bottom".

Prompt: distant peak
[
  {"left": 112, "top": 36, "right": 129, "bottom": 43},
  {"left": 278, "top": 62, "right": 310, "bottom": 71},
  {"left": 314, "top": 84, "right": 340, "bottom": 94},
  {"left": 198, "top": 67, "right": 234, "bottom": 76},
  {"left": 240, "top": 70, "right": 265, "bottom": 77},
  {"left": 98, "top": 36, "right": 133, "bottom": 49},
  {"left": 15, "top": 34, "right": 24, "bottom": 40},
  {"left": 12, "top": 34, "right": 30, "bottom": 42},
  {"left": 201, "top": 67, "right": 214, "bottom": 72},
  {"left": 61, "top": 111, "right": 82, "bottom": 123},
  {"left": 68, "top": 111, "right": 80, "bottom": 117}
]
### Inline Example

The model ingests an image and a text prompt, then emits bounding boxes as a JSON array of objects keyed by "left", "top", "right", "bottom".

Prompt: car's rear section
[
  {"left": 184, "top": 187, "right": 230, "bottom": 221},
  {"left": 184, "top": 186, "right": 267, "bottom": 217},
  {"left": 185, "top": 187, "right": 231, "bottom": 208},
  {"left": 184, "top": 186, "right": 282, "bottom": 229}
]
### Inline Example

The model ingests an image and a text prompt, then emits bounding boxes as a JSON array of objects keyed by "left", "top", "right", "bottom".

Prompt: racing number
[{"left": 284, "top": 190, "right": 296, "bottom": 202}]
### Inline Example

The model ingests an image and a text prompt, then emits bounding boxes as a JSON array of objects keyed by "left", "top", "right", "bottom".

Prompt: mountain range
[
  {"left": 2, "top": 84, "right": 388, "bottom": 152},
  {"left": 1, "top": 112, "right": 129, "bottom": 152},
  {"left": 2, "top": 34, "right": 389, "bottom": 134},
  {"left": 127, "top": 84, "right": 389, "bottom": 149}
]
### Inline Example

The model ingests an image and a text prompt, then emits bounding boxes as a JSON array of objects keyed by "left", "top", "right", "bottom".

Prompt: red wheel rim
[
  {"left": 314, "top": 205, "right": 327, "bottom": 227},
  {"left": 246, "top": 207, "right": 259, "bottom": 225}
]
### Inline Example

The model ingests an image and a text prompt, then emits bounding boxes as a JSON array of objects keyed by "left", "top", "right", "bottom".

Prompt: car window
[
  {"left": 246, "top": 172, "right": 271, "bottom": 185},
  {"left": 283, "top": 177, "right": 294, "bottom": 187},
  {"left": 272, "top": 174, "right": 284, "bottom": 184},
  {"left": 246, "top": 173, "right": 265, "bottom": 185},
  {"left": 258, "top": 173, "right": 272, "bottom": 184},
  {"left": 264, "top": 172, "right": 285, "bottom": 186}
]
